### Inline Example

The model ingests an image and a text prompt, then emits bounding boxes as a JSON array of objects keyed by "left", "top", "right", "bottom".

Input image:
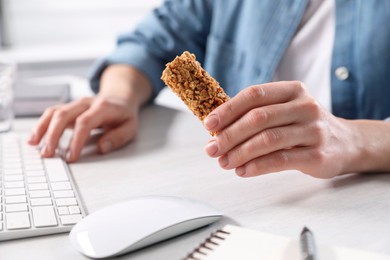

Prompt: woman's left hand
[{"left": 203, "top": 81, "right": 361, "bottom": 179}]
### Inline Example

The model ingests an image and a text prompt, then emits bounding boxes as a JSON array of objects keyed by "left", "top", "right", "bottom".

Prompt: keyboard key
[
  {"left": 5, "top": 188, "right": 26, "bottom": 196},
  {"left": 53, "top": 190, "right": 74, "bottom": 198},
  {"left": 22, "top": 146, "right": 38, "bottom": 153},
  {"left": 4, "top": 169, "right": 23, "bottom": 175},
  {"left": 31, "top": 198, "right": 52, "bottom": 206},
  {"left": 6, "top": 204, "right": 28, "bottom": 212},
  {"left": 5, "top": 195, "right": 27, "bottom": 204},
  {"left": 23, "top": 159, "right": 42, "bottom": 165},
  {"left": 51, "top": 182, "right": 71, "bottom": 191},
  {"left": 57, "top": 207, "right": 69, "bottom": 216},
  {"left": 4, "top": 181, "right": 25, "bottom": 188},
  {"left": 32, "top": 206, "right": 58, "bottom": 227},
  {"left": 60, "top": 214, "right": 82, "bottom": 225},
  {"left": 4, "top": 175, "right": 23, "bottom": 181},
  {"left": 3, "top": 158, "right": 21, "bottom": 164},
  {"left": 27, "top": 176, "right": 47, "bottom": 183},
  {"left": 2, "top": 148, "right": 19, "bottom": 153},
  {"left": 56, "top": 198, "right": 77, "bottom": 206},
  {"left": 23, "top": 155, "right": 42, "bottom": 161},
  {"left": 29, "top": 190, "right": 51, "bottom": 198},
  {"left": 25, "top": 164, "right": 44, "bottom": 171},
  {"left": 44, "top": 158, "right": 69, "bottom": 182},
  {"left": 2, "top": 163, "right": 22, "bottom": 169},
  {"left": 28, "top": 183, "right": 49, "bottom": 190},
  {"left": 25, "top": 170, "right": 45, "bottom": 177},
  {"left": 69, "top": 206, "right": 81, "bottom": 215},
  {"left": 6, "top": 212, "right": 31, "bottom": 230}
]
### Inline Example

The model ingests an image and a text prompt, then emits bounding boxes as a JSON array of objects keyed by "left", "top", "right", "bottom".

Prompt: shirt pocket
[{"left": 204, "top": 34, "right": 245, "bottom": 96}]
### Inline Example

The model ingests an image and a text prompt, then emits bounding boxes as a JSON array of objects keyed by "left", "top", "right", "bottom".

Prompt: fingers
[
  {"left": 28, "top": 106, "right": 59, "bottom": 145},
  {"left": 66, "top": 119, "right": 136, "bottom": 162},
  {"left": 217, "top": 123, "right": 317, "bottom": 170},
  {"left": 235, "top": 147, "right": 331, "bottom": 179},
  {"left": 65, "top": 98, "right": 137, "bottom": 162},
  {"left": 203, "top": 80, "right": 339, "bottom": 178},
  {"left": 205, "top": 100, "right": 310, "bottom": 157},
  {"left": 98, "top": 120, "right": 138, "bottom": 154},
  {"left": 28, "top": 95, "right": 139, "bottom": 162},
  {"left": 64, "top": 103, "right": 112, "bottom": 162},
  {"left": 204, "top": 81, "right": 305, "bottom": 132},
  {"left": 38, "top": 98, "right": 92, "bottom": 157}
]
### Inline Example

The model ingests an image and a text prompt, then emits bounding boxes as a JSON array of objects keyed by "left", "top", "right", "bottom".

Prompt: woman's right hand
[
  {"left": 28, "top": 64, "right": 153, "bottom": 162},
  {"left": 28, "top": 95, "right": 141, "bottom": 162}
]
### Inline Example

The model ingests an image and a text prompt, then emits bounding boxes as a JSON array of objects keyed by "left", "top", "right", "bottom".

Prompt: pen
[{"left": 300, "top": 226, "right": 317, "bottom": 260}]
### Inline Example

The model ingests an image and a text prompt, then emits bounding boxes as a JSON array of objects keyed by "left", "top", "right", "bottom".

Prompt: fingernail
[
  {"left": 205, "top": 140, "right": 218, "bottom": 156},
  {"left": 66, "top": 150, "right": 72, "bottom": 162},
  {"left": 219, "top": 155, "right": 229, "bottom": 168},
  {"left": 100, "top": 140, "right": 113, "bottom": 154},
  {"left": 236, "top": 166, "right": 246, "bottom": 176},
  {"left": 204, "top": 114, "right": 219, "bottom": 130},
  {"left": 28, "top": 133, "right": 36, "bottom": 143},
  {"left": 41, "top": 144, "right": 52, "bottom": 156}
]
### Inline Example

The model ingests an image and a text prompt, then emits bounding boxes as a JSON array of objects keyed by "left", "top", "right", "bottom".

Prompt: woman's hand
[
  {"left": 28, "top": 64, "right": 153, "bottom": 162},
  {"left": 203, "top": 81, "right": 365, "bottom": 179},
  {"left": 28, "top": 96, "right": 140, "bottom": 162}
]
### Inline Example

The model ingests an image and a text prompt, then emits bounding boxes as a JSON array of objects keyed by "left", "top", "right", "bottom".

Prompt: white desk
[{"left": 2, "top": 104, "right": 390, "bottom": 259}]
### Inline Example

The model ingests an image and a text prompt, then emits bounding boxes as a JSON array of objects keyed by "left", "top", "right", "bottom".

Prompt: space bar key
[{"left": 44, "top": 158, "right": 69, "bottom": 182}]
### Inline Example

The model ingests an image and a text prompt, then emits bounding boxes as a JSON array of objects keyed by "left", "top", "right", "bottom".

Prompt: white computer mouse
[{"left": 69, "top": 195, "right": 223, "bottom": 259}]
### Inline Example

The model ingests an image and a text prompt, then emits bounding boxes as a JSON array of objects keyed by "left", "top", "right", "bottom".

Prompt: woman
[{"left": 28, "top": 0, "right": 390, "bottom": 178}]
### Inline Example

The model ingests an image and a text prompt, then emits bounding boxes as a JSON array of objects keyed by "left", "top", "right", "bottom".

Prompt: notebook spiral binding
[{"left": 184, "top": 229, "right": 231, "bottom": 260}]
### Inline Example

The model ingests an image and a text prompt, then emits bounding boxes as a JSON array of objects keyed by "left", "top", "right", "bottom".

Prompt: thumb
[{"left": 98, "top": 120, "right": 137, "bottom": 154}]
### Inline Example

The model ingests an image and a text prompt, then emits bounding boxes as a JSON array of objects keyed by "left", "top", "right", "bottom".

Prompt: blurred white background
[
  {"left": 0, "top": 0, "right": 162, "bottom": 78},
  {"left": 2, "top": 0, "right": 162, "bottom": 48}
]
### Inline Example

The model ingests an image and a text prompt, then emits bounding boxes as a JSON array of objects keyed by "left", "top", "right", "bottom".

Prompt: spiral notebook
[{"left": 184, "top": 225, "right": 389, "bottom": 260}]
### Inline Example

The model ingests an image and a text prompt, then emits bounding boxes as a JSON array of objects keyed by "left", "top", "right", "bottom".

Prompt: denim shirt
[{"left": 89, "top": 0, "right": 390, "bottom": 120}]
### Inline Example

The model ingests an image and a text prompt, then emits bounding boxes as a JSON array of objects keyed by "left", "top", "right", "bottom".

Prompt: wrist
[
  {"left": 344, "top": 120, "right": 390, "bottom": 173},
  {"left": 99, "top": 64, "right": 153, "bottom": 108}
]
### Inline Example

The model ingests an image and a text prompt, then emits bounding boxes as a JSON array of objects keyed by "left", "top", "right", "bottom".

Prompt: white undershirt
[{"left": 273, "top": 0, "right": 335, "bottom": 112}]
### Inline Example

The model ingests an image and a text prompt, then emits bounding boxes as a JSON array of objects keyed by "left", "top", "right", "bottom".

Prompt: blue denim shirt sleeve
[{"left": 88, "top": 0, "right": 212, "bottom": 99}]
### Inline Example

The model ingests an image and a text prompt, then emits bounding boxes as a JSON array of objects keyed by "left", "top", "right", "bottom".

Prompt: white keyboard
[{"left": 0, "top": 133, "right": 86, "bottom": 241}]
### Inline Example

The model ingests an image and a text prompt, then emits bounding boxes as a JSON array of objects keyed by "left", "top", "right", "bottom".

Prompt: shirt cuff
[
  {"left": 88, "top": 43, "right": 166, "bottom": 100},
  {"left": 385, "top": 117, "right": 390, "bottom": 122}
]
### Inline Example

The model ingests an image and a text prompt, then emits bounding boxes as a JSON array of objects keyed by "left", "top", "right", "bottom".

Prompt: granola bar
[{"left": 161, "top": 51, "right": 229, "bottom": 123}]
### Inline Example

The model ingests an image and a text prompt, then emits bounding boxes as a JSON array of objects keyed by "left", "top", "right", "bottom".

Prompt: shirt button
[{"left": 335, "top": 66, "right": 349, "bottom": 80}]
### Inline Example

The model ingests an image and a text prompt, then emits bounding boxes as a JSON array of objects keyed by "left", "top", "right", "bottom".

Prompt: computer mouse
[{"left": 69, "top": 195, "right": 223, "bottom": 259}]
